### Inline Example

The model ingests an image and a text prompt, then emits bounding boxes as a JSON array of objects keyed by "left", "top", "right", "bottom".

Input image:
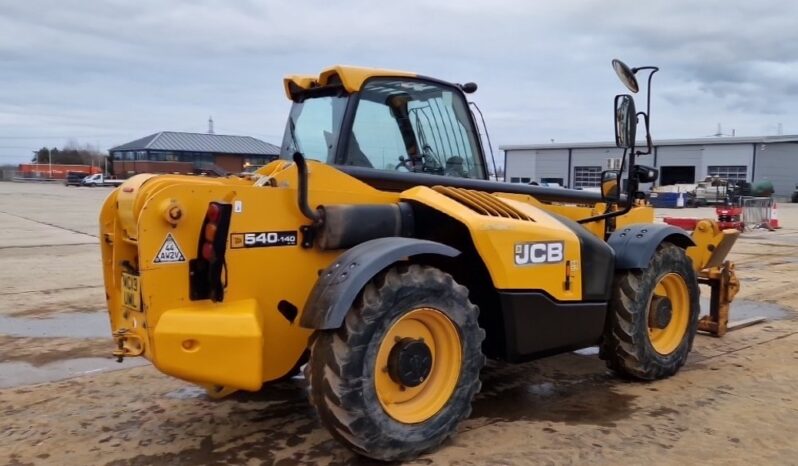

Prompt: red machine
[{"left": 665, "top": 205, "right": 744, "bottom": 232}]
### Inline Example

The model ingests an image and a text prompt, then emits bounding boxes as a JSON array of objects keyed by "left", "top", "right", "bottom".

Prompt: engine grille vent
[{"left": 433, "top": 186, "right": 534, "bottom": 221}]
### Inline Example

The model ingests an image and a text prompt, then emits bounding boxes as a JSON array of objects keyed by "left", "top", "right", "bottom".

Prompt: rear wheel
[
  {"left": 601, "top": 242, "right": 700, "bottom": 380},
  {"left": 306, "top": 264, "right": 485, "bottom": 461}
]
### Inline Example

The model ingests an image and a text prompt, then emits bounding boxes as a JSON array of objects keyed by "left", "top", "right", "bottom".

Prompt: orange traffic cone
[{"left": 770, "top": 202, "right": 781, "bottom": 229}]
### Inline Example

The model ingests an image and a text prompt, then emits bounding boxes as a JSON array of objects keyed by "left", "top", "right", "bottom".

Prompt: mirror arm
[
  {"left": 577, "top": 148, "right": 634, "bottom": 225},
  {"left": 579, "top": 64, "right": 659, "bottom": 226},
  {"left": 640, "top": 67, "right": 658, "bottom": 153},
  {"left": 635, "top": 112, "right": 652, "bottom": 156},
  {"left": 576, "top": 195, "right": 633, "bottom": 224}
]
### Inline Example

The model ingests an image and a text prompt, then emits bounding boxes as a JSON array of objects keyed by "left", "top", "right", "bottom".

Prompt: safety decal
[
  {"left": 230, "top": 231, "right": 298, "bottom": 249},
  {"left": 514, "top": 241, "right": 564, "bottom": 265},
  {"left": 154, "top": 233, "right": 186, "bottom": 263}
]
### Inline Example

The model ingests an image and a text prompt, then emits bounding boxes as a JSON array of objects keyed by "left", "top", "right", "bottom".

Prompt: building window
[
  {"left": 177, "top": 152, "right": 213, "bottom": 163},
  {"left": 540, "top": 177, "right": 564, "bottom": 187},
  {"left": 708, "top": 165, "right": 747, "bottom": 182},
  {"left": 149, "top": 151, "right": 179, "bottom": 161},
  {"left": 573, "top": 166, "right": 602, "bottom": 188},
  {"left": 510, "top": 177, "right": 532, "bottom": 184}
]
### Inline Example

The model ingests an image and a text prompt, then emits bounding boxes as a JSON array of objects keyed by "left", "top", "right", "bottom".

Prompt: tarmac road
[{"left": 1, "top": 181, "right": 797, "bottom": 465}]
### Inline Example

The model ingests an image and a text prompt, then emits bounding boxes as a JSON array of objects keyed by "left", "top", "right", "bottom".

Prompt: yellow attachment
[
  {"left": 648, "top": 273, "right": 690, "bottom": 355},
  {"left": 152, "top": 299, "right": 264, "bottom": 391},
  {"left": 284, "top": 65, "right": 416, "bottom": 99},
  {"left": 687, "top": 219, "right": 740, "bottom": 271},
  {"left": 374, "top": 308, "right": 462, "bottom": 424}
]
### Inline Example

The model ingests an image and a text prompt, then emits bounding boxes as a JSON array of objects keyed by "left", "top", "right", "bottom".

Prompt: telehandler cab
[{"left": 100, "top": 60, "right": 740, "bottom": 460}]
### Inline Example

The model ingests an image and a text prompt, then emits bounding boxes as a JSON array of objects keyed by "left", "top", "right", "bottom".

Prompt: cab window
[{"left": 343, "top": 79, "right": 485, "bottom": 179}]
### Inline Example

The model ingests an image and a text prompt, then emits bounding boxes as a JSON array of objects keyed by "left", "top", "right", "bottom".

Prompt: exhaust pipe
[{"left": 293, "top": 152, "right": 322, "bottom": 224}]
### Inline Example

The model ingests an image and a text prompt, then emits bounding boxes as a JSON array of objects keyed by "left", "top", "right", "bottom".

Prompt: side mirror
[
  {"left": 614, "top": 94, "right": 637, "bottom": 149},
  {"left": 601, "top": 170, "right": 620, "bottom": 201},
  {"left": 632, "top": 164, "right": 658, "bottom": 183},
  {"left": 612, "top": 59, "right": 640, "bottom": 93}
]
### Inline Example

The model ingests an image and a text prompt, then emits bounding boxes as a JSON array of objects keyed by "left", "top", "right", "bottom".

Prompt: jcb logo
[{"left": 514, "top": 242, "right": 564, "bottom": 265}]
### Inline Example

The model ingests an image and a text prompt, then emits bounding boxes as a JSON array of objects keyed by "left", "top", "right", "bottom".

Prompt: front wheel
[
  {"left": 306, "top": 264, "right": 485, "bottom": 461},
  {"left": 601, "top": 242, "right": 700, "bottom": 380}
]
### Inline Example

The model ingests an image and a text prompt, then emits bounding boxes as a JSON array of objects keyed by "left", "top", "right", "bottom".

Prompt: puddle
[
  {"left": 0, "top": 357, "right": 149, "bottom": 388},
  {"left": 165, "top": 386, "right": 207, "bottom": 400},
  {"left": 0, "top": 311, "right": 109, "bottom": 338},
  {"left": 471, "top": 375, "right": 637, "bottom": 426},
  {"left": 0, "top": 311, "right": 147, "bottom": 388},
  {"left": 702, "top": 298, "right": 790, "bottom": 321}
]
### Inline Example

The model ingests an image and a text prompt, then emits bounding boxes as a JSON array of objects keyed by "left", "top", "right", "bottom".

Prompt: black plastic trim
[
  {"left": 498, "top": 291, "right": 607, "bottom": 362},
  {"left": 607, "top": 223, "right": 695, "bottom": 269},
  {"left": 337, "top": 165, "right": 609, "bottom": 204},
  {"left": 300, "top": 237, "right": 460, "bottom": 329}
]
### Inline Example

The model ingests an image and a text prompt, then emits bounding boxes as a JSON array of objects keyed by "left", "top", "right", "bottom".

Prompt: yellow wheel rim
[
  {"left": 374, "top": 308, "right": 462, "bottom": 424},
  {"left": 648, "top": 273, "right": 690, "bottom": 355}
]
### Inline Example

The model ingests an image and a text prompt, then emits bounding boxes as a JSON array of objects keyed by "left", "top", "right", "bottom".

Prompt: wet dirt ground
[{"left": 1, "top": 182, "right": 798, "bottom": 465}]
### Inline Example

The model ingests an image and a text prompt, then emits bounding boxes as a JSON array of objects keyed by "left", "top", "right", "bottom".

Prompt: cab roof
[{"left": 283, "top": 65, "right": 416, "bottom": 100}]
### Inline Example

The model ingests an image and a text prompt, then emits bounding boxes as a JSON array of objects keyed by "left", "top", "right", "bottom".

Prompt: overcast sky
[{"left": 2, "top": 0, "right": 798, "bottom": 165}]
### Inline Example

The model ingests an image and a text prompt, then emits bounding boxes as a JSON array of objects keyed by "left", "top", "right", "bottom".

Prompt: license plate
[{"left": 121, "top": 272, "right": 141, "bottom": 312}]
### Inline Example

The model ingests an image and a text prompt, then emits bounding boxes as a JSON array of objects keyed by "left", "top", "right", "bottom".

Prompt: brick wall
[
  {"left": 114, "top": 161, "right": 194, "bottom": 177},
  {"left": 214, "top": 155, "right": 243, "bottom": 173}
]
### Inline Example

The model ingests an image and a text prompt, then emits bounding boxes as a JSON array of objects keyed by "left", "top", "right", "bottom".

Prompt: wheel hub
[
  {"left": 649, "top": 296, "right": 673, "bottom": 329},
  {"left": 387, "top": 338, "right": 433, "bottom": 387}
]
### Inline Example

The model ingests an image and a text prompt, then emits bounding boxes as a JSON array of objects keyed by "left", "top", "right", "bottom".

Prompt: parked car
[
  {"left": 81, "top": 173, "right": 124, "bottom": 187},
  {"left": 65, "top": 171, "right": 90, "bottom": 186}
]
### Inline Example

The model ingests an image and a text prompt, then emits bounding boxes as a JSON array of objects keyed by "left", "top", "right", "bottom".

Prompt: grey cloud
[{"left": 2, "top": 1, "right": 797, "bottom": 163}]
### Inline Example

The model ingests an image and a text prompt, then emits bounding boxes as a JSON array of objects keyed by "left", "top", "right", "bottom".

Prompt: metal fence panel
[{"left": 741, "top": 196, "right": 773, "bottom": 229}]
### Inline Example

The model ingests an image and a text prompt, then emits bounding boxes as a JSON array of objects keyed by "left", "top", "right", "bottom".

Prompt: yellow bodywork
[
  {"left": 284, "top": 65, "right": 416, "bottom": 99},
  {"left": 100, "top": 157, "right": 736, "bottom": 393},
  {"left": 102, "top": 162, "right": 397, "bottom": 390}
]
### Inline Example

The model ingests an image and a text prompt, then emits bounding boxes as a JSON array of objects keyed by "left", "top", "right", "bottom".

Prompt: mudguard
[
  {"left": 608, "top": 223, "right": 695, "bottom": 269},
  {"left": 300, "top": 237, "right": 460, "bottom": 329}
]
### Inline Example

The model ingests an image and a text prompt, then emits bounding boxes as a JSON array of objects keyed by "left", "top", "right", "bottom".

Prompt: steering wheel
[{"left": 396, "top": 154, "right": 442, "bottom": 174}]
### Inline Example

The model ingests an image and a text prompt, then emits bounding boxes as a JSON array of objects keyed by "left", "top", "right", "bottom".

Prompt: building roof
[
  {"left": 500, "top": 135, "right": 798, "bottom": 152},
  {"left": 110, "top": 132, "right": 281, "bottom": 155}
]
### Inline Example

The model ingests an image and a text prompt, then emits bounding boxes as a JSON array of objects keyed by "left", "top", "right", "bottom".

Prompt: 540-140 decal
[{"left": 230, "top": 231, "right": 298, "bottom": 248}]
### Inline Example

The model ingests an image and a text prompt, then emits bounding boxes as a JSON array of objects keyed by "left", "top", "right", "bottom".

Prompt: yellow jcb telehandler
[{"left": 100, "top": 60, "right": 739, "bottom": 461}]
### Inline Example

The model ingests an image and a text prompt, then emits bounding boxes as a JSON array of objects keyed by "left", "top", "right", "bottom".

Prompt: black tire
[
  {"left": 305, "top": 264, "right": 485, "bottom": 461},
  {"left": 601, "top": 243, "right": 700, "bottom": 380}
]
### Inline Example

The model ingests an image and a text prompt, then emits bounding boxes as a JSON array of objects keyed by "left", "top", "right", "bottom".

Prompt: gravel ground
[{"left": 1, "top": 181, "right": 797, "bottom": 465}]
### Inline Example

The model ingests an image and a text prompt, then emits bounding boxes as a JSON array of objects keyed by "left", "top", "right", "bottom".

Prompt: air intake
[{"left": 432, "top": 186, "right": 533, "bottom": 221}]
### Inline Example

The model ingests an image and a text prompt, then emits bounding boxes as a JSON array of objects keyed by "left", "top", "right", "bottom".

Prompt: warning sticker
[{"left": 154, "top": 233, "right": 186, "bottom": 264}]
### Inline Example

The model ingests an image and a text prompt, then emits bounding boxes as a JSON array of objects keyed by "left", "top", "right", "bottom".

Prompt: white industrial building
[{"left": 501, "top": 135, "right": 798, "bottom": 197}]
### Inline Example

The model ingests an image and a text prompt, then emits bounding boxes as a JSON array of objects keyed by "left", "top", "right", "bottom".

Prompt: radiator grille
[{"left": 433, "top": 186, "right": 534, "bottom": 221}]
